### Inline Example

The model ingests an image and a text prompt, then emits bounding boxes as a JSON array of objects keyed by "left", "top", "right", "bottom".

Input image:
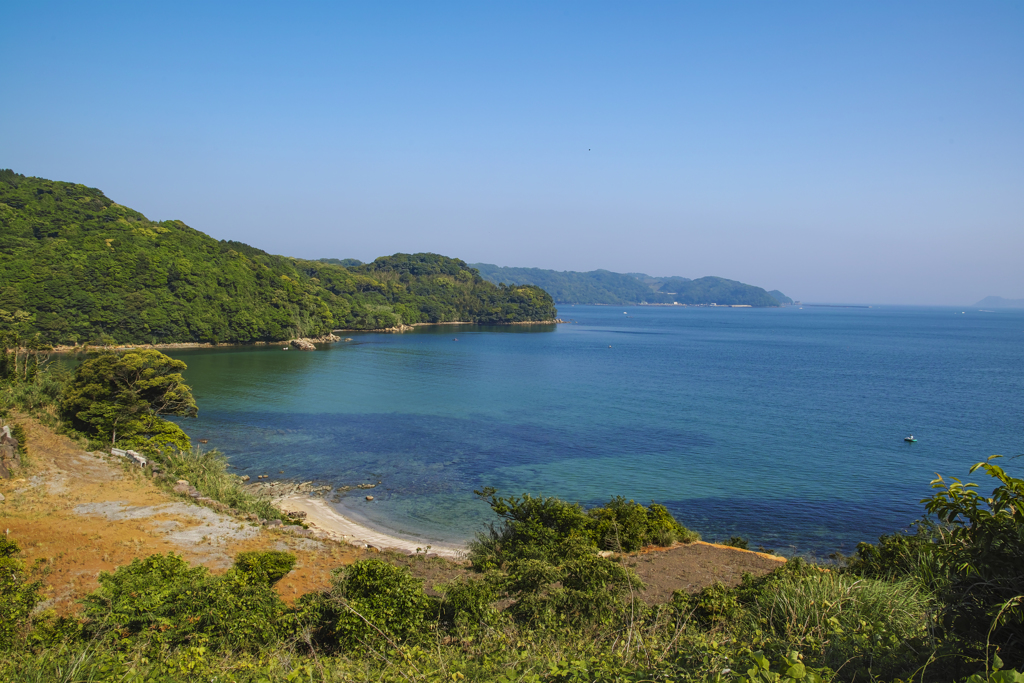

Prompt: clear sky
[{"left": 2, "top": 2, "right": 1021, "bottom": 304}]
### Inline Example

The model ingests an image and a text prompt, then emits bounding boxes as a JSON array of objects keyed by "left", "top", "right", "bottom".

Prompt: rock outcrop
[
  {"left": 0, "top": 425, "right": 21, "bottom": 479},
  {"left": 289, "top": 334, "right": 340, "bottom": 350}
]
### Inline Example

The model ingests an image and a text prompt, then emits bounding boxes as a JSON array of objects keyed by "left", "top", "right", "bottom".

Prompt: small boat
[{"left": 904, "top": 436, "right": 917, "bottom": 443}]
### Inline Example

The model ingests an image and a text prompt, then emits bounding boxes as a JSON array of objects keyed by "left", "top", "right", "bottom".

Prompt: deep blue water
[{"left": 168, "top": 305, "right": 1024, "bottom": 556}]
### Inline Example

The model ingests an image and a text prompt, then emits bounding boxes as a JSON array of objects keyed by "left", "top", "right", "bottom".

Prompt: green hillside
[
  {"left": 0, "top": 170, "right": 556, "bottom": 345},
  {"left": 473, "top": 263, "right": 784, "bottom": 306},
  {"left": 471, "top": 265, "right": 656, "bottom": 305}
]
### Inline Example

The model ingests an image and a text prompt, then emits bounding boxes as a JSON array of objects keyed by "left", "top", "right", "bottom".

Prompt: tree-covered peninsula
[
  {"left": 0, "top": 170, "right": 556, "bottom": 345},
  {"left": 472, "top": 263, "right": 787, "bottom": 306}
]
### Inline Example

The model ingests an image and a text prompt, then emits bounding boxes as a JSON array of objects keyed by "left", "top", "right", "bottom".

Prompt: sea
[{"left": 167, "top": 305, "right": 1024, "bottom": 557}]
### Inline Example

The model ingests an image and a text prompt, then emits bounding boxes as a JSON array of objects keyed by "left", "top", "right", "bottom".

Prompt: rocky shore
[
  {"left": 332, "top": 319, "right": 565, "bottom": 334},
  {"left": 45, "top": 320, "right": 564, "bottom": 352},
  {"left": 49, "top": 333, "right": 348, "bottom": 354}
]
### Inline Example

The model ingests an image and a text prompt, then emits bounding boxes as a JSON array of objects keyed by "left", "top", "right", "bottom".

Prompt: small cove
[{"left": 168, "top": 305, "right": 1024, "bottom": 556}]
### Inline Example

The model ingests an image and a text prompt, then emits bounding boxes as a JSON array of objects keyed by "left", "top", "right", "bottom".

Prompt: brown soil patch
[
  {"left": 0, "top": 417, "right": 369, "bottom": 613},
  {"left": 626, "top": 541, "right": 785, "bottom": 604}
]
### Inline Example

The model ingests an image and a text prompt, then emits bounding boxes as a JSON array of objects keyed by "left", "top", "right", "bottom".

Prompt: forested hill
[
  {"left": 472, "top": 263, "right": 785, "bottom": 306},
  {"left": 0, "top": 170, "right": 556, "bottom": 345}
]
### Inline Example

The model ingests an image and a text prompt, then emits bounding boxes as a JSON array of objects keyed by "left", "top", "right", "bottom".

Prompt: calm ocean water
[{"left": 168, "top": 305, "right": 1024, "bottom": 556}]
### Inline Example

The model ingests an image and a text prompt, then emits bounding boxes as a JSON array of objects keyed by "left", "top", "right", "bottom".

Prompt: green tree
[{"left": 62, "top": 350, "right": 196, "bottom": 450}]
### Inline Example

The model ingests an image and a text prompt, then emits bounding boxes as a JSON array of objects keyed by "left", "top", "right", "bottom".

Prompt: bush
[
  {"left": 725, "top": 536, "right": 750, "bottom": 550},
  {"left": 850, "top": 457, "right": 1024, "bottom": 672},
  {"left": 81, "top": 552, "right": 288, "bottom": 651},
  {"left": 672, "top": 581, "right": 742, "bottom": 629},
  {"left": 437, "top": 574, "right": 503, "bottom": 631},
  {"left": 0, "top": 536, "right": 43, "bottom": 649},
  {"left": 589, "top": 496, "right": 653, "bottom": 552},
  {"left": 0, "top": 361, "right": 68, "bottom": 428},
  {"left": 847, "top": 521, "right": 943, "bottom": 583},
  {"left": 328, "top": 559, "right": 436, "bottom": 649},
  {"left": 470, "top": 490, "right": 597, "bottom": 569},
  {"left": 503, "top": 536, "right": 644, "bottom": 627},
  {"left": 233, "top": 551, "right": 296, "bottom": 585},
  {"left": 469, "top": 489, "right": 699, "bottom": 568},
  {"left": 923, "top": 456, "right": 1024, "bottom": 662}
]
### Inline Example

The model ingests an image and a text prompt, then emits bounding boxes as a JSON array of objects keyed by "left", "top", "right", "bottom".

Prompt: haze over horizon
[{"left": 2, "top": 1, "right": 1021, "bottom": 306}]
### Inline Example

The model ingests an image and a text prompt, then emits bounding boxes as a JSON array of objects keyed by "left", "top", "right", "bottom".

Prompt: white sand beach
[{"left": 275, "top": 495, "right": 466, "bottom": 559}]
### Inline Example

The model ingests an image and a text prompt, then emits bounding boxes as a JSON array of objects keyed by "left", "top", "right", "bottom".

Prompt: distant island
[
  {"left": 974, "top": 296, "right": 1024, "bottom": 309},
  {"left": 0, "top": 170, "right": 556, "bottom": 346},
  {"left": 469, "top": 263, "right": 789, "bottom": 307}
]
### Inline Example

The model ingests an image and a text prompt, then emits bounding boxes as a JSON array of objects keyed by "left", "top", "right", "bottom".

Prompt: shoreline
[
  {"left": 333, "top": 319, "right": 565, "bottom": 333},
  {"left": 274, "top": 494, "right": 467, "bottom": 559},
  {"left": 44, "top": 320, "right": 565, "bottom": 353}
]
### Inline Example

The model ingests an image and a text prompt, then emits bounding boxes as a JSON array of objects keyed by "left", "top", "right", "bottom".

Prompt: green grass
[
  {"left": 159, "top": 446, "right": 288, "bottom": 522},
  {"left": 750, "top": 567, "right": 934, "bottom": 679}
]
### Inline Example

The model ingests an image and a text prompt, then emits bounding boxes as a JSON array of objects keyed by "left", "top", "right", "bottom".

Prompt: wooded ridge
[
  {"left": 0, "top": 170, "right": 556, "bottom": 345},
  {"left": 472, "top": 263, "right": 790, "bottom": 306}
]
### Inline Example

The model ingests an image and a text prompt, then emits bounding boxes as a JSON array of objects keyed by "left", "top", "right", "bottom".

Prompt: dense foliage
[
  {"left": 0, "top": 536, "right": 43, "bottom": 648},
  {"left": 469, "top": 489, "right": 700, "bottom": 569},
  {"left": 2, "top": 460, "right": 1024, "bottom": 681},
  {"left": 473, "top": 263, "right": 785, "bottom": 306},
  {"left": 850, "top": 456, "right": 1024, "bottom": 674},
  {"left": 0, "top": 170, "right": 556, "bottom": 345},
  {"left": 62, "top": 349, "right": 196, "bottom": 449},
  {"left": 81, "top": 552, "right": 291, "bottom": 651}
]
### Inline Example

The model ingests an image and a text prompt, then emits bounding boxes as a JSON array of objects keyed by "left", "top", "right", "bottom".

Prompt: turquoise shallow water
[{"left": 168, "top": 305, "right": 1024, "bottom": 556}]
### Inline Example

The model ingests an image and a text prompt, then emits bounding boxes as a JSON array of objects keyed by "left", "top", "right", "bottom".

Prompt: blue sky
[{"left": 2, "top": 1, "right": 1021, "bottom": 304}]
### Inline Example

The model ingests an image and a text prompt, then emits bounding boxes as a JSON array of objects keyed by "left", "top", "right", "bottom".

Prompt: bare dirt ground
[
  {"left": 0, "top": 417, "right": 785, "bottom": 615},
  {"left": 0, "top": 417, "right": 366, "bottom": 613},
  {"left": 630, "top": 542, "right": 785, "bottom": 604}
]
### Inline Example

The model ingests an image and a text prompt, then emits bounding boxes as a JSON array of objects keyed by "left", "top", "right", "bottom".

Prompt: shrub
[
  {"left": 847, "top": 521, "right": 943, "bottom": 585},
  {"left": 672, "top": 581, "right": 742, "bottom": 629},
  {"left": 233, "top": 550, "right": 296, "bottom": 585},
  {"left": 0, "top": 536, "right": 44, "bottom": 648},
  {"left": 725, "top": 536, "right": 750, "bottom": 550},
  {"left": 469, "top": 489, "right": 698, "bottom": 568},
  {"left": 504, "top": 536, "right": 644, "bottom": 627},
  {"left": 923, "top": 456, "right": 1024, "bottom": 662},
  {"left": 329, "top": 559, "right": 436, "bottom": 649},
  {"left": 653, "top": 528, "right": 677, "bottom": 547},
  {"left": 437, "top": 574, "right": 503, "bottom": 631},
  {"left": 82, "top": 553, "right": 205, "bottom": 637},
  {"left": 81, "top": 552, "right": 288, "bottom": 651},
  {"left": 589, "top": 496, "right": 652, "bottom": 552}
]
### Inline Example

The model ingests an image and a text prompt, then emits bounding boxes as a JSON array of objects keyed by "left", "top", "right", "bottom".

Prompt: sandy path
[{"left": 275, "top": 495, "right": 466, "bottom": 559}]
